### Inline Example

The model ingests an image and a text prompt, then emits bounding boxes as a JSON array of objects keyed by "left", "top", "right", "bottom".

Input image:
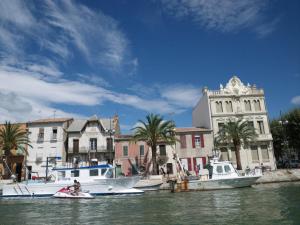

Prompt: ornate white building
[{"left": 192, "top": 76, "right": 276, "bottom": 170}]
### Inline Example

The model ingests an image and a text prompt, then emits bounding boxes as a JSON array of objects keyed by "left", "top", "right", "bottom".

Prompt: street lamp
[{"left": 45, "top": 156, "right": 61, "bottom": 182}]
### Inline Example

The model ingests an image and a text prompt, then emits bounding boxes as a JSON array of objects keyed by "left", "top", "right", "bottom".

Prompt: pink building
[{"left": 114, "top": 135, "right": 151, "bottom": 176}]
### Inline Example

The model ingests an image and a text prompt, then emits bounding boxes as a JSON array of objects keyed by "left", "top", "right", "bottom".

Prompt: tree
[
  {"left": 132, "top": 114, "right": 176, "bottom": 175},
  {"left": 216, "top": 119, "right": 257, "bottom": 170},
  {"left": 0, "top": 121, "right": 31, "bottom": 176},
  {"left": 270, "top": 108, "right": 300, "bottom": 160}
]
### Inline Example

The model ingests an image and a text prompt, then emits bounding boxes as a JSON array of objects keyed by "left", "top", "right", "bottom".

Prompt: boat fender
[{"left": 108, "top": 186, "right": 113, "bottom": 191}]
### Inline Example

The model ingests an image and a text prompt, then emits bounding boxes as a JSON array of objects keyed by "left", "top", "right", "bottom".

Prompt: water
[{"left": 0, "top": 182, "right": 300, "bottom": 225}]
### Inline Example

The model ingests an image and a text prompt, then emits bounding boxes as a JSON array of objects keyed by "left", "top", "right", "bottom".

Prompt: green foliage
[
  {"left": 216, "top": 119, "right": 257, "bottom": 170},
  {"left": 0, "top": 121, "right": 31, "bottom": 157},
  {"left": 270, "top": 108, "right": 300, "bottom": 159},
  {"left": 132, "top": 114, "right": 176, "bottom": 175}
]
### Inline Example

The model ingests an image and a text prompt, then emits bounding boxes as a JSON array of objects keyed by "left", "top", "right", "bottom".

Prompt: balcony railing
[{"left": 68, "top": 145, "right": 114, "bottom": 153}]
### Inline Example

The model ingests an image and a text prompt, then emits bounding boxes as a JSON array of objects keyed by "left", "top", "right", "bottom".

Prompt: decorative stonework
[{"left": 221, "top": 76, "right": 251, "bottom": 95}]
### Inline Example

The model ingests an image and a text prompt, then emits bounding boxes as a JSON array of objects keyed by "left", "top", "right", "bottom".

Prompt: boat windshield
[{"left": 105, "top": 168, "right": 113, "bottom": 178}]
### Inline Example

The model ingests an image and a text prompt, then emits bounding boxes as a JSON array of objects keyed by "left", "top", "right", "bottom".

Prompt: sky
[{"left": 0, "top": 0, "right": 299, "bottom": 133}]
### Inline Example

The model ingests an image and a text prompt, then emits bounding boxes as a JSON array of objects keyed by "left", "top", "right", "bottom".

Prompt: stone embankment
[{"left": 255, "top": 169, "right": 300, "bottom": 184}]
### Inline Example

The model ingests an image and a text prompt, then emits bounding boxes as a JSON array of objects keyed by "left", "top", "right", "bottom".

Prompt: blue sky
[{"left": 0, "top": 0, "right": 299, "bottom": 133}]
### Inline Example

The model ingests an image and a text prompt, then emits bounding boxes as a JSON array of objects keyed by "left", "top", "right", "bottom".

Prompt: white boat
[
  {"left": 173, "top": 156, "right": 262, "bottom": 191},
  {"left": 2, "top": 164, "right": 143, "bottom": 197},
  {"left": 53, "top": 187, "right": 94, "bottom": 199}
]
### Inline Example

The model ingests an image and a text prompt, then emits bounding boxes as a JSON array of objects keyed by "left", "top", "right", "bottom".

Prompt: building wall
[
  {"left": 175, "top": 131, "right": 213, "bottom": 175},
  {"left": 27, "top": 121, "right": 68, "bottom": 177},
  {"left": 67, "top": 121, "right": 113, "bottom": 162},
  {"left": 192, "top": 76, "right": 276, "bottom": 170},
  {"left": 192, "top": 92, "right": 212, "bottom": 129},
  {"left": 114, "top": 138, "right": 176, "bottom": 176}
]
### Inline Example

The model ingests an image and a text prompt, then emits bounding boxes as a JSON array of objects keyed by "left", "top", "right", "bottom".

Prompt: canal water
[{"left": 0, "top": 182, "right": 299, "bottom": 225}]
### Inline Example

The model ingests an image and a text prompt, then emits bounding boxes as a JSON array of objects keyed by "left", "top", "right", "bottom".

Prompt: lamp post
[{"left": 45, "top": 156, "right": 61, "bottom": 182}]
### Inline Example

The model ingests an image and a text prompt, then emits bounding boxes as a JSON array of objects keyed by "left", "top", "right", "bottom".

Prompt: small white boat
[
  {"left": 173, "top": 156, "right": 262, "bottom": 191},
  {"left": 53, "top": 187, "right": 94, "bottom": 199}
]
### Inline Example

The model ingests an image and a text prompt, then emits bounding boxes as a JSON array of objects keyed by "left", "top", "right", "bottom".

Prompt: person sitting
[{"left": 72, "top": 180, "right": 81, "bottom": 195}]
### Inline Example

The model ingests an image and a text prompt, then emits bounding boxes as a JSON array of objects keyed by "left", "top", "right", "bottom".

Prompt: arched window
[
  {"left": 254, "top": 100, "right": 261, "bottom": 111},
  {"left": 244, "top": 100, "right": 251, "bottom": 111},
  {"left": 225, "top": 101, "right": 233, "bottom": 112},
  {"left": 216, "top": 101, "right": 223, "bottom": 113}
]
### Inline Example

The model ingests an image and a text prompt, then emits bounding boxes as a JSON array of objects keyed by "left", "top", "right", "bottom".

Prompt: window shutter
[
  {"left": 187, "top": 158, "right": 192, "bottom": 171},
  {"left": 180, "top": 135, "right": 186, "bottom": 148},
  {"left": 192, "top": 134, "right": 195, "bottom": 148},
  {"left": 202, "top": 157, "right": 207, "bottom": 168},
  {"left": 193, "top": 157, "right": 197, "bottom": 171},
  {"left": 200, "top": 134, "right": 205, "bottom": 148}
]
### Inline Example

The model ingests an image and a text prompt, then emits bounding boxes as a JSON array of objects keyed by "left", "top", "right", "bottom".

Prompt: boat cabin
[{"left": 52, "top": 164, "right": 114, "bottom": 183}]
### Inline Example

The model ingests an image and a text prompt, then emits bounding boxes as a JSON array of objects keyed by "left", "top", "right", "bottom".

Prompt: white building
[
  {"left": 67, "top": 115, "right": 119, "bottom": 164},
  {"left": 192, "top": 76, "right": 276, "bottom": 170},
  {"left": 26, "top": 118, "right": 73, "bottom": 178}
]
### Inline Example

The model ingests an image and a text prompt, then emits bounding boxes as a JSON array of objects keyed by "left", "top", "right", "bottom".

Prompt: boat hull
[
  {"left": 186, "top": 176, "right": 260, "bottom": 191},
  {"left": 134, "top": 179, "right": 163, "bottom": 191},
  {"left": 2, "top": 177, "right": 143, "bottom": 197}
]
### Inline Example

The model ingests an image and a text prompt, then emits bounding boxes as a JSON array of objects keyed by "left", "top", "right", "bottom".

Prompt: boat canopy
[{"left": 52, "top": 164, "right": 113, "bottom": 171}]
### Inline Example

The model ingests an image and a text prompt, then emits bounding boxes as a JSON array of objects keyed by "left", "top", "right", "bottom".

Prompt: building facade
[
  {"left": 26, "top": 118, "right": 73, "bottom": 178},
  {"left": 114, "top": 128, "right": 214, "bottom": 176},
  {"left": 67, "top": 115, "right": 119, "bottom": 165},
  {"left": 175, "top": 127, "right": 213, "bottom": 175},
  {"left": 192, "top": 76, "right": 276, "bottom": 170}
]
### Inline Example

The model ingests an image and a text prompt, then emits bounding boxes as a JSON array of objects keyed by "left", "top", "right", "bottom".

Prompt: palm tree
[
  {"left": 0, "top": 121, "right": 31, "bottom": 176},
  {"left": 216, "top": 119, "right": 257, "bottom": 170},
  {"left": 132, "top": 114, "right": 176, "bottom": 175}
]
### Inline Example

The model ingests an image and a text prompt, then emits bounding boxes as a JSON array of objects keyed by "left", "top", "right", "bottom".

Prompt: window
[
  {"left": 254, "top": 100, "right": 261, "bottom": 111},
  {"left": 224, "top": 165, "right": 231, "bottom": 173},
  {"left": 180, "top": 135, "right": 186, "bottom": 148},
  {"left": 90, "top": 138, "right": 97, "bottom": 151},
  {"left": 71, "top": 170, "right": 80, "bottom": 177},
  {"left": 139, "top": 145, "right": 144, "bottom": 156},
  {"left": 216, "top": 101, "right": 223, "bottom": 113},
  {"left": 159, "top": 145, "right": 166, "bottom": 156},
  {"left": 257, "top": 121, "right": 265, "bottom": 134},
  {"left": 244, "top": 100, "right": 252, "bottom": 111},
  {"left": 123, "top": 146, "right": 128, "bottom": 156},
  {"left": 251, "top": 146, "right": 259, "bottom": 162},
  {"left": 220, "top": 148, "right": 229, "bottom": 161},
  {"left": 194, "top": 135, "right": 201, "bottom": 147},
  {"left": 247, "top": 121, "right": 254, "bottom": 129},
  {"left": 101, "top": 169, "right": 107, "bottom": 175},
  {"left": 52, "top": 127, "right": 57, "bottom": 140},
  {"left": 261, "top": 145, "right": 269, "bottom": 161},
  {"left": 38, "top": 128, "right": 44, "bottom": 142},
  {"left": 218, "top": 123, "right": 225, "bottom": 132},
  {"left": 225, "top": 101, "right": 233, "bottom": 112},
  {"left": 106, "top": 138, "right": 113, "bottom": 152},
  {"left": 89, "top": 169, "right": 99, "bottom": 176},
  {"left": 216, "top": 166, "right": 223, "bottom": 173}
]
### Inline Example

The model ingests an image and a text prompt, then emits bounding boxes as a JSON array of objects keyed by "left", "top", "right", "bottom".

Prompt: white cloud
[
  {"left": 159, "top": 0, "right": 276, "bottom": 36},
  {"left": 160, "top": 84, "right": 201, "bottom": 108},
  {"left": 0, "top": 64, "right": 198, "bottom": 122},
  {"left": 0, "top": 0, "right": 136, "bottom": 72},
  {"left": 291, "top": 96, "right": 300, "bottom": 105}
]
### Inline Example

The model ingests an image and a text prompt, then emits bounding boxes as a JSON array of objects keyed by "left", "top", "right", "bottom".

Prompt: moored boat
[
  {"left": 171, "top": 156, "right": 262, "bottom": 192},
  {"left": 2, "top": 164, "right": 143, "bottom": 197}
]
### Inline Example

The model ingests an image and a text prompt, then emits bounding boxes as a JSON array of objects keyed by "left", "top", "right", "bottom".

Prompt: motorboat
[
  {"left": 53, "top": 187, "right": 94, "bottom": 199},
  {"left": 2, "top": 164, "right": 143, "bottom": 197},
  {"left": 172, "top": 156, "right": 262, "bottom": 191}
]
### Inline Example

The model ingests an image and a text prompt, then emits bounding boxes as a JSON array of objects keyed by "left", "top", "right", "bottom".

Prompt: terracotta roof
[
  {"left": 115, "top": 134, "right": 133, "bottom": 140},
  {"left": 29, "top": 118, "right": 73, "bottom": 124},
  {"left": 175, "top": 127, "right": 211, "bottom": 133}
]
